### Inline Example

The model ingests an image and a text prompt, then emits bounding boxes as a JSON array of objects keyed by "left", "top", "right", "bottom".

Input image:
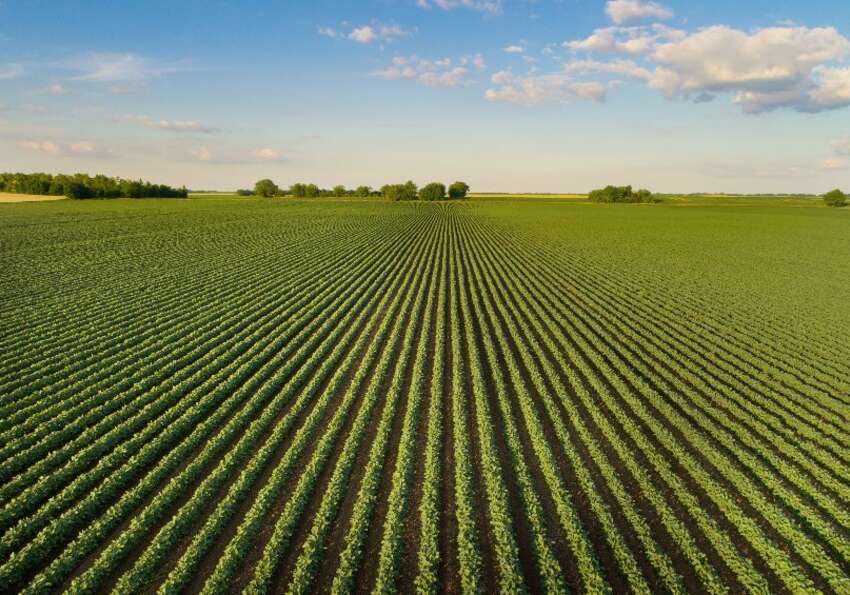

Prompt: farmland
[{"left": 1, "top": 195, "right": 849, "bottom": 594}]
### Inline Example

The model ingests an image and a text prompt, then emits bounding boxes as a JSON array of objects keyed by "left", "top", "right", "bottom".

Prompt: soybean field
[{"left": 1, "top": 196, "right": 849, "bottom": 594}]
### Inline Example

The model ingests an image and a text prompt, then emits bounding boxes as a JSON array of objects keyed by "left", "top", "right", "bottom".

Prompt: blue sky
[{"left": 1, "top": 0, "right": 849, "bottom": 192}]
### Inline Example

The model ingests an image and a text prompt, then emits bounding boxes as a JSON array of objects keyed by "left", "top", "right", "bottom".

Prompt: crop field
[{"left": 1, "top": 196, "right": 849, "bottom": 594}]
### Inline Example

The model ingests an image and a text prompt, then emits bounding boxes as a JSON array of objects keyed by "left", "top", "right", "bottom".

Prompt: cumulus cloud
[
  {"left": 504, "top": 45, "right": 525, "bottom": 54},
  {"left": 372, "top": 55, "right": 481, "bottom": 87},
  {"left": 566, "top": 24, "right": 684, "bottom": 54},
  {"left": 320, "top": 23, "right": 411, "bottom": 43},
  {"left": 806, "top": 66, "right": 850, "bottom": 111},
  {"left": 124, "top": 114, "right": 216, "bottom": 133},
  {"left": 416, "top": 0, "right": 502, "bottom": 15},
  {"left": 562, "top": 20, "right": 850, "bottom": 114},
  {"left": 605, "top": 0, "right": 672, "bottom": 25},
  {"left": 564, "top": 59, "right": 653, "bottom": 81},
  {"left": 649, "top": 26, "right": 850, "bottom": 113},
  {"left": 351, "top": 24, "right": 410, "bottom": 43},
  {"left": 349, "top": 26, "right": 378, "bottom": 43},
  {"left": 485, "top": 70, "right": 612, "bottom": 106},
  {"left": 69, "top": 52, "right": 194, "bottom": 82}
]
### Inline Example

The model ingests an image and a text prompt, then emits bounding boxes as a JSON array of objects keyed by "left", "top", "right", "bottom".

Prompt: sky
[{"left": 1, "top": 0, "right": 850, "bottom": 193}]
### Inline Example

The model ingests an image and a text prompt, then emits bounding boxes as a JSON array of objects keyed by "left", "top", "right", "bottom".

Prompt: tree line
[
  {"left": 588, "top": 184, "right": 849, "bottom": 207},
  {"left": 0, "top": 172, "right": 188, "bottom": 199},
  {"left": 244, "top": 180, "right": 469, "bottom": 201}
]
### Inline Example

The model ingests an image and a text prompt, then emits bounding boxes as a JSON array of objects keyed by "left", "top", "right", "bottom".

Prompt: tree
[
  {"left": 381, "top": 184, "right": 401, "bottom": 201},
  {"left": 382, "top": 181, "right": 418, "bottom": 201},
  {"left": 448, "top": 181, "right": 470, "bottom": 199},
  {"left": 64, "top": 181, "right": 93, "bottom": 199},
  {"left": 332, "top": 185, "right": 346, "bottom": 197},
  {"left": 420, "top": 182, "right": 446, "bottom": 201},
  {"left": 236, "top": 189, "right": 255, "bottom": 196},
  {"left": 354, "top": 185, "right": 372, "bottom": 197},
  {"left": 304, "top": 183, "right": 320, "bottom": 198},
  {"left": 823, "top": 189, "right": 847, "bottom": 207},
  {"left": 254, "top": 179, "right": 279, "bottom": 197},
  {"left": 588, "top": 185, "right": 659, "bottom": 203}
]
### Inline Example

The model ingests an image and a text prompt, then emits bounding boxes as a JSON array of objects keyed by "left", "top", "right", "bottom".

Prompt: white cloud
[
  {"left": 460, "top": 53, "right": 487, "bottom": 70},
  {"left": 501, "top": 24, "right": 850, "bottom": 115},
  {"left": 349, "top": 26, "right": 378, "bottom": 43},
  {"left": 806, "top": 66, "right": 850, "bottom": 111},
  {"left": 564, "top": 58, "right": 653, "bottom": 81},
  {"left": 372, "top": 55, "right": 474, "bottom": 87},
  {"left": 485, "top": 70, "right": 611, "bottom": 106},
  {"left": 69, "top": 53, "right": 194, "bottom": 82},
  {"left": 823, "top": 157, "right": 849, "bottom": 170},
  {"left": 69, "top": 142, "right": 114, "bottom": 158},
  {"left": 21, "top": 140, "right": 61, "bottom": 155},
  {"left": 416, "top": 0, "right": 502, "bottom": 15},
  {"left": 606, "top": 0, "right": 672, "bottom": 25},
  {"left": 252, "top": 147, "right": 283, "bottom": 161},
  {"left": 124, "top": 114, "right": 216, "bottom": 133},
  {"left": 0, "top": 64, "right": 23, "bottom": 80},
  {"left": 566, "top": 24, "right": 684, "bottom": 54},
  {"left": 321, "top": 23, "right": 411, "bottom": 44},
  {"left": 42, "top": 83, "right": 69, "bottom": 95},
  {"left": 182, "top": 145, "right": 284, "bottom": 165},
  {"left": 504, "top": 45, "right": 525, "bottom": 54},
  {"left": 20, "top": 140, "right": 113, "bottom": 157},
  {"left": 650, "top": 26, "right": 850, "bottom": 113}
]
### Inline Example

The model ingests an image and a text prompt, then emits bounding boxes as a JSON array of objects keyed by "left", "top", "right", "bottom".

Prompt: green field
[{"left": 1, "top": 196, "right": 849, "bottom": 594}]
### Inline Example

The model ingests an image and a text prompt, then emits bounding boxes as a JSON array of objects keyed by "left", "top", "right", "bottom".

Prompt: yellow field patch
[{"left": 0, "top": 193, "right": 66, "bottom": 203}]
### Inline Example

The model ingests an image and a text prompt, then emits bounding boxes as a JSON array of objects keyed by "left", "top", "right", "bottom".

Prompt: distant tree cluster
[
  {"left": 823, "top": 189, "right": 847, "bottom": 207},
  {"left": 381, "top": 181, "right": 419, "bottom": 201},
  {"left": 247, "top": 179, "right": 469, "bottom": 201},
  {"left": 588, "top": 185, "right": 659, "bottom": 204},
  {"left": 0, "top": 172, "right": 187, "bottom": 199},
  {"left": 381, "top": 180, "right": 469, "bottom": 201},
  {"left": 288, "top": 183, "right": 321, "bottom": 198}
]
